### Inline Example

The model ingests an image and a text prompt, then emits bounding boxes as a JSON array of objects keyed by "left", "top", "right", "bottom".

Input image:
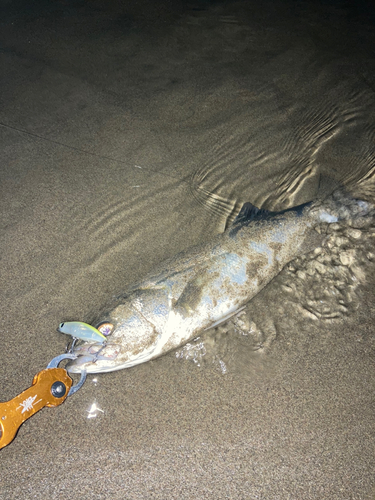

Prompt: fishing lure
[{"left": 58, "top": 321, "right": 107, "bottom": 344}]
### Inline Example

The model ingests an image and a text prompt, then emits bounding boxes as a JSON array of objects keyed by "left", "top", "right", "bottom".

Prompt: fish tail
[{"left": 310, "top": 173, "right": 373, "bottom": 222}]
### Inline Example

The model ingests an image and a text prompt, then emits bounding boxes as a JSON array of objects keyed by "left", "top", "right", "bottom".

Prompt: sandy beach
[{"left": 1, "top": 1, "right": 374, "bottom": 498}]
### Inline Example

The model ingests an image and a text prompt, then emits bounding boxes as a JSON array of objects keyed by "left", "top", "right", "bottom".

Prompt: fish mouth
[
  {"left": 66, "top": 342, "right": 122, "bottom": 374},
  {"left": 65, "top": 339, "right": 160, "bottom": 374}
]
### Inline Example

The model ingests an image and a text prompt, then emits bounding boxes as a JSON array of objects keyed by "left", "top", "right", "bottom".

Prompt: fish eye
[
  {"left": 59, "top": 322, "right": 64, "bottom": 328},
  {"left": 97, "top": 322, "right": 114, "bottom": 336}
]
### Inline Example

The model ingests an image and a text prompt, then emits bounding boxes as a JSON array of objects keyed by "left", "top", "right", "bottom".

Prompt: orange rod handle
[{"left": 0, "top": 368, "right": 72, "bottom": 450}]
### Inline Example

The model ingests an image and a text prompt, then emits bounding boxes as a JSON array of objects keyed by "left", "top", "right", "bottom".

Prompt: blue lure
[{"left": 58, "top": 321, "right": 107, "bottom": 344}]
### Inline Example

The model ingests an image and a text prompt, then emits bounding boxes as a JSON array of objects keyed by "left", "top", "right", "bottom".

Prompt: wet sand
[{"left": 1, "top": 1, "right": 375, "bottom": 498}]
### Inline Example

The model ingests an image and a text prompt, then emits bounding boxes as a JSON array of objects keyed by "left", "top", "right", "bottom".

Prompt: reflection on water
[
  {"left": 87, "top": 401, "right": 104, "bottom": 420},
  {"left": 191, "top": 74, "right": 375, "bottom": 227}
]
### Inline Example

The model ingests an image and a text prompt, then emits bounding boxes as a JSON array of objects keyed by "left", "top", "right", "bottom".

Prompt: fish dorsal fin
[{"left": 232, "top": 202, "right": 273, "bottom": 225}]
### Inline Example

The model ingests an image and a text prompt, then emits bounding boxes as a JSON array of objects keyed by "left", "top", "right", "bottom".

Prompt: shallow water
[{"left": 1, "top": 0, "right": 375, "bottom": 498}]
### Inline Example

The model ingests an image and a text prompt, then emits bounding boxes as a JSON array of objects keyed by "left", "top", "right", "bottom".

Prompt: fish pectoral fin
[
  {"left": 173, "top": 271, "right": 213, "bottom": 317},
  {"left": 204, "top": 306, "right": 246, "bottom": 330}
]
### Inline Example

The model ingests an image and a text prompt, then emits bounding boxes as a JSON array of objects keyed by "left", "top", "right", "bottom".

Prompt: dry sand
[{"left": 1, "top": 1, "right": 374, "bottom": 498}]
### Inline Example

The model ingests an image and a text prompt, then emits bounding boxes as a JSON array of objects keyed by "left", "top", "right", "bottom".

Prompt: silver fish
[{"left": 66, "top": 191, "right": 371, "bottom": 374}]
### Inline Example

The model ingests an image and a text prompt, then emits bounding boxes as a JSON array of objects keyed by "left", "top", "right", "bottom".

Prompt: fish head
[{"left": 65, "top": 302, "right": 161, "bottom": 374}]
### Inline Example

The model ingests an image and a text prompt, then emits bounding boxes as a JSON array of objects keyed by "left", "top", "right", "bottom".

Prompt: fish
[{"left": 66, "top": 189, "right": 372, "bottom": 374}]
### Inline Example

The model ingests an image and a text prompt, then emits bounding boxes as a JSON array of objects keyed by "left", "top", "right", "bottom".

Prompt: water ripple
[{"left": 190, "top": 66, "right": 375, "bottom": 227}]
